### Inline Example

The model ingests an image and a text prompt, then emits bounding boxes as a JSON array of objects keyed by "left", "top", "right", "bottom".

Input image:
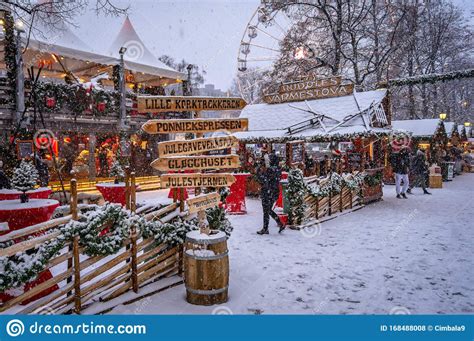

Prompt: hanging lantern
[
  {"left": 238, "top": 60, "right": 247, "bottom": 72},
  {"left": 97, "top": 102, "right": 106, "bottom": 112},
  {"left": 240, "top": 42, "right": 250, "bottom": 55},
  {"left": 248, "top": 26, "right": 257, "bottom": 39},
  {"left": 45, "top": 97, "right": 56, "bottom": 108}
]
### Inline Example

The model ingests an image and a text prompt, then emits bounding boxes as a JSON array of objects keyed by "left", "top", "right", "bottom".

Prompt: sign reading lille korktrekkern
[
  {"left": 158, "top": 136, "right": 238, "bottom": 157},
  {"left": 142, "top": 118, "right": 249, "bottom": 134},
  {"left": 160, "top": 173, "right": 236, "bottom": 188},
  {"left": 137, "top": 96, "right": 247, "bottom": 113},
  {"left": 151, "top": 155, "right": 240, "bottom": 172}
]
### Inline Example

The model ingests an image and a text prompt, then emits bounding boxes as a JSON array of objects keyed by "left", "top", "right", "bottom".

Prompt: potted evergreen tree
[
  {"left": 11, "top": 160, "right": 39, "bottom": 203},
  {"left": 109, "top": 160, "right": 125, "bottom": 184}
]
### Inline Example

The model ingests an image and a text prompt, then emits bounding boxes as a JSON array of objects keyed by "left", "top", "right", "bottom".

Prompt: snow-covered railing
[{"left": 0, "top": 180, "right": 184, "bottom": 315}]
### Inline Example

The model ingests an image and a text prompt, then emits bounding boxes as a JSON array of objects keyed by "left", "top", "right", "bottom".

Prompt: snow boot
[
  {"left": 423, "top": 189, "right": 432, "bottom": 195},
  {"left": 406, "top": 188, "right": 413, "bottom": 194},
  {"left": 401, "top": 193, "right": 408, "bottom": 199},
  {"left": 257, "top": 228, "right": 269, "bottom": 235},
  {"left": 278, "top": 224, "right": 286, "bottom": 233},
  {"left": 396, "top": 194, "right": 401, "bottom": 199}
]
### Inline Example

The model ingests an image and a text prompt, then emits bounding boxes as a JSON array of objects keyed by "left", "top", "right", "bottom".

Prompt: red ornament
[
  {"left": 45, "top": 97, "right": 56, "bottom": 108},
  {"left": 96, "top": 102, "right": 106, "bottom": 112}
]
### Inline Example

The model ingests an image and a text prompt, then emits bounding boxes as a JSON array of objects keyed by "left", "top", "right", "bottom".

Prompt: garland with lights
[
  {"left": 239, "top": 131, "right": 390, "bottom": 145},
  {"left": 388, "top": 69, "right": 474, "bottom": 87},
  {"left": 0, "top": 204, "right": 199, "bottom": 292},
  {"left": 286, "top": 168, "right": 306, "bottom": 225},
  {"left": 31, "top": 82, "right": 119, "bottom": 117}
]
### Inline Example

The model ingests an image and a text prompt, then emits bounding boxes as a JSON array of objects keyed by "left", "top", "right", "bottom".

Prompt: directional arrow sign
[
  {"left": 142, "top": 118, "right": 248, "bottom": 134},
  {"left": 186, "top": 192, "right": 221, "bottom": 214},
  {"left": 152, "top": 155, "right": 240, "bottom": 172},
  {"left": 158, "top": 136, "right": 239, "bottom": 157},
  {"left": 137, "top": 96, "right": 247, "bottom": 113},
  {"left": 160, "top": 173, "right": 236, "bottom": 188}
]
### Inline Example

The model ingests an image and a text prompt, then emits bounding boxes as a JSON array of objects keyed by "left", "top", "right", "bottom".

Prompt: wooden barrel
[{"left": 184, "top": 230, "right": 229, "bottom": 305}]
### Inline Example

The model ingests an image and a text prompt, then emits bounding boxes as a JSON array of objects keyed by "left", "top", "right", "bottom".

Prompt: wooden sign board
[
  {"left": 142, "top": 118, "right": 249, "bottom": 134},
  {"left": 160, "top": 173, "right": 236, "bottom": 188},
  {"left": 279, "top": 76, "right": 341, "bottom": 93},
  {"left": 158, "top": 136, "right": 239, "bottom": 157},
  {"left": 263, "top": 83, "right": 354, "bottom": 104},
  {"left": 151, "top": 155, "right": 240, "bottom": 171},
  {"left": 186, "top": 192, "right": 221, "bottom": 214},
  {"left": 137, "top": 96, "right": 247, "bottom": 113}
]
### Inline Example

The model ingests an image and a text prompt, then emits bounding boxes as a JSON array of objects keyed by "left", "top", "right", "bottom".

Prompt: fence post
[
  {"left": 125, "top": 166, "right": 131, "bottom": 210},
  {"left": 130, "top": 172, "right": 138, "bottom": 293},
  {"left": 339, "top": 185, "right": 343, "bottom": 212},
  {"left": 70, "top": 179, "right": 81, "bottom": 313}
]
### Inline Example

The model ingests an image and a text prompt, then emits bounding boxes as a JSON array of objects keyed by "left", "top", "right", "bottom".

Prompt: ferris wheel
[{"left": 236, "top": 2, "right": 324, "bottom": 104}]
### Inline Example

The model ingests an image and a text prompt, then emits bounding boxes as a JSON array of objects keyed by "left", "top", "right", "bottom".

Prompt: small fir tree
[
  {"left": 12, "top": 160, "right": 39, "bottom": 203},
  {"left": 287, "top": 168, "right": 306, "bottom": 225},
  {"left": 109, "top": 160, "right": 125, "bottom": 184}
]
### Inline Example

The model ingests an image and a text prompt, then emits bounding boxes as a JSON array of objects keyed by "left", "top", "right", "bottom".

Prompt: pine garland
[
  {"left": 306, "top": 172, "right": 367, "bottom": 198},
  {"left": 388, "top": 68, "right": 474, "bottom": 87},
  {"left": 0, "top": 204, "right": 199, "bottom": 292},
  {"left": 287, "top": 168, "right": 306, "bottom": 225}
]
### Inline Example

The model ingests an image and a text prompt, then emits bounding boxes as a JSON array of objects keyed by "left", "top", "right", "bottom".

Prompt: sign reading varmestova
[
  {"left": 142, "top": 118, "right": 249, "bottom": 134},
  {"left": 158, "top": 136, "right": 239, "bottom": 157},
  {"left": 186, "top": 192, "right": 221, "bottom": 214},
  {"left": 137, "top": 96, "right": 247, "bottom": 113},
  {"left": 151, "top": 155, "right": 240, "bottom": 171},
  {"left": 160, "top": 173, "right": 236, "bottom": 189}
]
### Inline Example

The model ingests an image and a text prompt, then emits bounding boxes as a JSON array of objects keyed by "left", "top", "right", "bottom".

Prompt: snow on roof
[
  {"left": 237, "top": 89, "right": 388, "bottom": 139},
  {"left": 391, "top": 119, "right": 441, "bottom": 137},
  {"left": 444, "top": 122, "right": 456, "bottom": 137},
  {"left": 107, "top": 17, "right": 184, "bottom": 80}
]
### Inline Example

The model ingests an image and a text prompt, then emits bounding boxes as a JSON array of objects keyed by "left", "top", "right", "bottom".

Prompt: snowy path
[{"left": 110, "top": 174, "right": 474, "bottom": 315}]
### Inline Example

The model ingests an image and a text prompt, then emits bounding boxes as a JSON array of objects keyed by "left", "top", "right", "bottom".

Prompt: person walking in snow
[
  {"left": 256, "top": 149, "right": 284, "bottom": 235},
  {"left": 407, "top": 149, "right": 431, "bottom": 195},
  {"left": 390, "top": 146, "right": 410, "bottom": 199}
]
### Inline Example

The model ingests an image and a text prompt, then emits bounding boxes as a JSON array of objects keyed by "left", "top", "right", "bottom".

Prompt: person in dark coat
[
  {"left": 390, "top": 147, "right": 410, "bottom": 199},
  {"left": 256, "top": 150, "right": 284, "bottom": 235},
  {"left": 0, "top": 160, "right": 10, "bottom": 189},
  {"left": 34, "top": 152, "right": 49, "bottom": 187},
  {"left": 407, "top": 150, "right": 431, "bottom": 195}
]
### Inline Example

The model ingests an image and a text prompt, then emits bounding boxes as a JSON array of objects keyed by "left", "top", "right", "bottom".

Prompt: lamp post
[
  {"left": 15, "top": 20, "right": 25, "bottom": 127},
  {"left": 439, "top": 112, "right": 447, "bottom": 121},
  {"left": 118, "top": 46, "right": 127, "bottom": 131}
]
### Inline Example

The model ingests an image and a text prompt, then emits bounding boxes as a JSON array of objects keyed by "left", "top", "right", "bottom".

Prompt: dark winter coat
[
  {"left": 390, "top": 150, "right": 410, "bottom": 175},
  {"left": 411, "top": 152, "right": 428, "bottom": 175},
  {"left": 256, "top": 165, "right": 281, "bottom": 203},
  {"left": 0, "top": 170, "right": 10, "bottom": 189}
]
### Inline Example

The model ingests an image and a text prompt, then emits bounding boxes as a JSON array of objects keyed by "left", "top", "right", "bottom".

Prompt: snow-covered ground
[{"left": 110, "top": 174, "right": 474, "bottom": 315}]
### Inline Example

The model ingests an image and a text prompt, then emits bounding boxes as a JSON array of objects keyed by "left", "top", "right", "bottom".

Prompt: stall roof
[
  {"left": 237, "top": 89, "right": 390, "bottom": 140},
  {"left": 0, "top": 19, "right": 185, "bottom": 85},
  {"left": 391, "top": 119, "right": 441, "bottom": 137},
  {"left": 444, "top": 122, "right": 456, "bottom": 137}
]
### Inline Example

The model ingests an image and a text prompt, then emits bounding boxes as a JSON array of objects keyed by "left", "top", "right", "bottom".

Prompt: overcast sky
[{"left": 73, "top": 0, "right": 472, "bottom": 91}]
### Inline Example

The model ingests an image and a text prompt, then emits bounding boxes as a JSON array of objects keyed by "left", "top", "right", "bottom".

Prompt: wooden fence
[
  {"left": 303, "top": 174, "right": 362, "bottom": 222},
  {"left": 0, "top": 174, "right": 184, "bottom": 314}
]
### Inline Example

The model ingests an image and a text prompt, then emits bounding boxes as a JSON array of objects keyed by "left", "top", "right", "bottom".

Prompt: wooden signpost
[
  {"left": 263, "top": 76, "right": 353, "bottom": 104},
  {"left": 186, "top": 192, "right": 221, "bottom": 214},
  {"left": 142, "top": 118, "right": 249, "bottom": 134},
  {"left": 160, "top": 173, "right": 236, "bottom": 189},
  {"left": 137, "top": 96, "right": 247, "bottom": 113},
  {"left": 157, "top": 136, "right": 239, "bottom": 157},
  {"left": 151, "top": 155, "right": 240, "bottom": 172}
]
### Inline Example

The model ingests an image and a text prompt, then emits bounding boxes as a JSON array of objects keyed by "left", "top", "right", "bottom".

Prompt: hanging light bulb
[{"left": 248, "top": 26, "right": 257, "bottom": 39}]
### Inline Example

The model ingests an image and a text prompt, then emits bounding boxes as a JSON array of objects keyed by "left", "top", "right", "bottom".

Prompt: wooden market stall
[{"left": 235, "top": 75, "right": 392, "bottom": 223}]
